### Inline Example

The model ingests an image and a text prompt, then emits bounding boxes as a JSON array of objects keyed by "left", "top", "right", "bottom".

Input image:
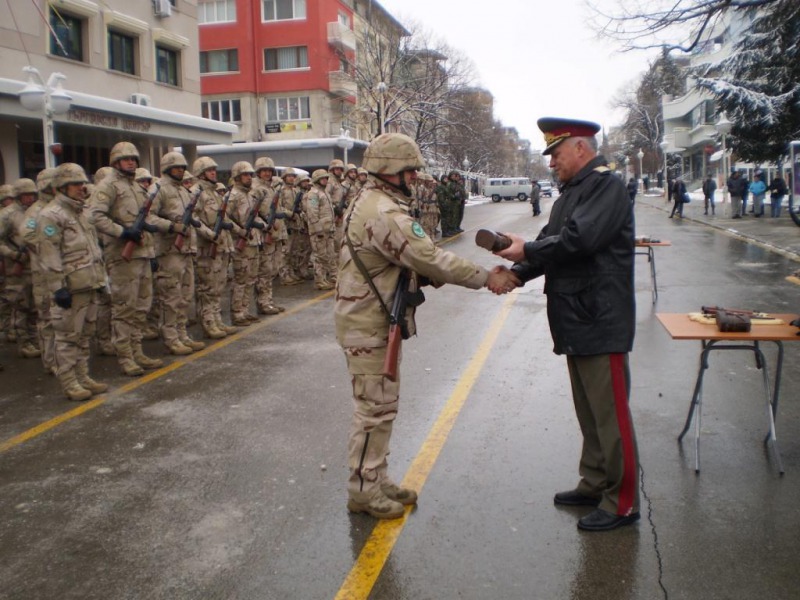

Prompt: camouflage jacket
[
  {"left": 192, "top": 179, "right": 233, "bottom": 256},
  {"left": 304, "top": 184, "right": 335, "bottom": 236},
  {"left": 335, "top": 176, "right": 488, "bottom": 349},
  {"left": 0, "top": 201, "right": 30, "bottom": 273},
  {"left": 226, "top": 183, "right": 264, "bottom": 248},
  {"left": 253, "top": 177, "right": 287, "bottom": 243}
]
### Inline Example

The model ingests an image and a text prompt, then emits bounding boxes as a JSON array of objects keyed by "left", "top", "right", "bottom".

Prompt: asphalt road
[{"left": 1, "top": 195, "right": 799, "bottom": 600}]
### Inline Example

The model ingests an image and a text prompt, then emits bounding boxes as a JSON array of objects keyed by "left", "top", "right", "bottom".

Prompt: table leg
[
  {"left": 679, "top": 341, "right": 711, "bottom": 472},
  {"left": 759, "top": 341, "right": 785, "bottom": 474},
  {"left": 649, "top": 246, "right": 658, "bottom": 304}
]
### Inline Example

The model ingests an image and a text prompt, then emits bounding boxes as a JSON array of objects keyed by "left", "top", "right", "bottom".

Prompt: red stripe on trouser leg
[{"left": 610, "top": 353, "right": 637, "bottom": 516}]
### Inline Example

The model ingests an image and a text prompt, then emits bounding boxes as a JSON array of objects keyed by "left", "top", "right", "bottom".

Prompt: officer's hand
[
  {"left": 120, "top": 227, "right": 142, "bottom": 242},
  {"left": 54, "top": 287, "right": 72, "bottom": 309}
]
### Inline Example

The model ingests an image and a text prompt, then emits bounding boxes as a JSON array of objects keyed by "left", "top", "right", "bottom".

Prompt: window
[
  {"left": 156, "top": 45, "right": 180, "bottom": 86},
  {"left": 338, "top": 11, "right": 351, "bottom": 28},
  {"left": 262, "top": 0, "right": 306, "bottom": 22},
  {"left": 108, "top": 30, "right": 136, "bottom": 75},
  {"left": 266, "top": 96, "right": 310, "bottom": 122},
  {"left": 50, "top": 10, "right": 84, "bottom": 61},
  {"left": 202, "top": 99, "right": 242, "bottom": 122},
  {"left": 264, "top": 46, "right": 308, "bottom": 71},
  {"left": 200, "top": 49, "right": 239, "bottom": 74},
  {"left": 199, "top": 0, "right": 236, "bottom": 24}
]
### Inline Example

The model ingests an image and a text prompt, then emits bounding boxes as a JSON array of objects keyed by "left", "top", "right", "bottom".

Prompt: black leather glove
[
  {"left": 221, "top": 222, "right": 234, "bottom": 230},
  {"left": 120, "top": 227, "right": 142, "bottom": 242},
  {"left": 150, "top": 258, "right": 159, "bottom": 273},
  {"left": 190, "top": 218, "right": 202, "bottom": 228},
  {"left": 54, "top": 287, "right": 72, "bottom": 309},
  {"left": 142, "top": 223, "right": 159, "bottom": 233},
  {"left": 252, "top": 221, "right": 266, "bottom": 230}
]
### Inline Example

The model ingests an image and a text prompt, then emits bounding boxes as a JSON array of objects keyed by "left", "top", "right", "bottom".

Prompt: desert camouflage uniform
[
  {"left": 276, "top": 175, "right": 302, "bottom": 284},
  {"left": 226, "top": 181, "right": 263, "bottom": 323},
  {"left": 417, "top": 176, "right": 440, "bottom": 239},
  {"left": 37, "top": 189, "right": 107, "bottom": 399},
  {"left": 288, "top": 182, "right": 313, "bottom": 281},
  {"left": 327, "top": 173, "right": 346, "bottom": 251},
  {"left": 304, "top": 180, "right": 336, "bottom": 287},
  {"left": 253, "top": 177, "right": 286, "bottom": 313},
  {"left": 0, "top": 185, "right": 12, "bottom": 341},
  {"left": 335, "top": 174, "right": 488, "bottom": 505}
]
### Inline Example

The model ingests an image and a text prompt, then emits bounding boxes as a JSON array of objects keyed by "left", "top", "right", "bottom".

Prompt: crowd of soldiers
[{"left": 0, "top": 142, "right": 466, "bottom": 402}]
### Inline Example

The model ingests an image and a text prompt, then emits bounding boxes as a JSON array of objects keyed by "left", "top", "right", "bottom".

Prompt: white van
[{"left": 482, "top": 177, "right": 531, "bottom": 202}]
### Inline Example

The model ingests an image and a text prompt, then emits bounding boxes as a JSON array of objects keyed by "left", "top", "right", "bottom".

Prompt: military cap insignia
[
  {"left": 411, "top": 221, "right": 426, "bottom": 238},
  {"left": 26, "top": 218, "right": 36, "bottom": 229},
  {"left": 44, "top": 225, "right": 57, "bottom": 237}
]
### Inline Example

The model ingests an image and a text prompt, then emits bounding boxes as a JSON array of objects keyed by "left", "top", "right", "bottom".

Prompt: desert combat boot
[
  {"left": 59, "top": 371, "right": 92, "bottom": 402},
  {"left": 132, "top": 343, "right": 164, "bottom": 369},
  {"left": 75, "top": 363, "right": 109, "bottom": 395},
  {"left": 347, "top": 488, "right": 405, "bottom": 519}
]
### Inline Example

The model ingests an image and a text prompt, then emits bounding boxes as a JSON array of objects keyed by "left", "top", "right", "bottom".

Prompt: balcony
[
  {"left": 328, "top": 70, "right": 357, "bottom": 98},
  {"left": 327, "top": 22, "right": 356, "bottom": 53}
]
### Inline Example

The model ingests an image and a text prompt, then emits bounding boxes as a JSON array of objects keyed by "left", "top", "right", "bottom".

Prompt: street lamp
[
  {"left": 715, "top": 111, "right": 733, "bottom": 204},
  {"left": 336, "top": 128, "right": 353, "bottom": 165},
  {"left": 624, "top": 156, "right": 630, "bottom": 181},
  {"left": 376, "top": 81, "right": 388, "bottom": 135},
  {"left": 636, "top": 148, "right": 644, "bottom": 192},
  {"left": 462, "top": 157, "right": 470, "bottom": 197},
  {"left": 18, "top": 66, "right": 73, "bottom": 169},
  {"left": 659, "top": 140, "right": 669, "bottom": 198}
]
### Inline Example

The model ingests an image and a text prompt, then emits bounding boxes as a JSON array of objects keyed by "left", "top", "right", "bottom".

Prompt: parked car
[
  {"left": 538, "top": 180, "right": 554, "bottom": 197},
  {"left": 483, "top": 177, "right": 531, "bottom": 202}
]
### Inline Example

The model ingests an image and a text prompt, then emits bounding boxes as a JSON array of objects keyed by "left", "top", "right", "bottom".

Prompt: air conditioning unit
[
  {"left": 129, "top": 93, "right": 152, "bottom": 107},
  {"left": 153, "top": 0, "right": 172, "bottom": 18}
]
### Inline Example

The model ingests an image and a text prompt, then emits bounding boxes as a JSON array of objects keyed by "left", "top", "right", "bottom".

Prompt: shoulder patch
[
  {"left": 26, "top": 218, "right": 37, "bottom": 230},
  {"left": 44, "top": 224, "right": 58, "bottom": 237},
  {"left": 310, "top": 197, "right": 319, "bottom": 207},
  {"left": 411, "top": 221, "right": 426, "bottom": 239}
]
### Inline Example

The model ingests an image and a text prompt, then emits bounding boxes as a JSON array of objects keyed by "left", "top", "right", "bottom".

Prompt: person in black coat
[
  {"left": 670, "top": 178, "right": 687, "bottom": 218},
  {"left": 626, "top": 178, "right": 637, "bottom": 204},
  {"left": 702, "top": 175, "right": 717, "bottom": 215},
  {"left": 494, "top": 117, "right": 640, "bottom": 532}
]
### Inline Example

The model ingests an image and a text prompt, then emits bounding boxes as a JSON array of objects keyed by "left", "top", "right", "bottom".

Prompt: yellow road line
[
  {"left": 0, "top": 291, "right": 334, "bottom": 454},
  {"left": 334, "top": 292, "right": 518, "bottom": 600}
]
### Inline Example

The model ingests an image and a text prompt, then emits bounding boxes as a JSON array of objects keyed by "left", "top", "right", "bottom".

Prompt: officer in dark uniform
[{"left": 496, "top": 117, "right": 640, "bottom": 532}]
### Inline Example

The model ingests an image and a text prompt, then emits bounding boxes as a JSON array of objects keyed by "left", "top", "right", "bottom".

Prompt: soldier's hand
[
  {"left": 54, "top": 287, "right": 72, "bottom": 309},
  {"left": 252, "top": 221, "right": 266, "bottom": 230},
  {"left": 120, "top": 227, "right": 142, "bottom": 242},
  {"left": 190, "top": 218, "right": 202, "bottom": 228},
  {"left": 142, "top": 223, "right": 159, "bottom": 233},
  {"left": 170, "top": 223, "right": 186, "bottom": 235},
  {"left": 221, "top": 222, "right": 234, "bottom": 231}
]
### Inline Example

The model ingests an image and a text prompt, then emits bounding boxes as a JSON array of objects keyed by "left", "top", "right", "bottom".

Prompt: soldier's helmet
[
  {"left": 53, "top": 163, "right": 89, "bottom": 190},
  {"left": 231, "top": 161, "right": 255, "bottom": 179},
  {"left": 328, "top": 159, "right": 345, "bottom": 171},
  {"left": 182, "top": 171, "right": 195, "bottom": 182},
  {"left": 311, "top": 169, "right": 330, "bottom": 184},
  {"left": 94, "top": 166, "right": 114, "bottom": 184},
  {"left": 192, "top": 156, "right": 218, "bottom": 177},
  {"left": 362, "top": 133, "right": 425, "bottom": 175},
  {"left": 215, "top": 182, "right": 227, "bottom": 193},
  {"left": 160, "top": 151, "right": 188, "bottom": 173},
  {"left": 36, "top": 168, "right": 59, "bottom": 193},
  {"left": 296, "top": 174, "right": 311, "bottom": 185},
  {"left": 0, "top": 184, "right": 14, "bottom": 202},
  {"left": 109, "top": 141, "right": 140, "bottom": 164},
  {"left": 346, "top": 163, "right": 358, "bottom": 173},
  {"left": 357, "top": 167, "right": 368, "bottom": 176},
  {"left": 282, "top": 167, "right": 297, "bottom": 180},
  {"left": 12, "top": 178, "right": 38, "bottom": 196},
  {"left": 134, "top": 168, "right": 153, "bottom": 181},
  {"left": 254, "top": 157, "right": 275, "bottom": 172}
]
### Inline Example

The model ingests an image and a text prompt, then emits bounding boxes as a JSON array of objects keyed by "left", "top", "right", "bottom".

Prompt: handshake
[{"left": 477, "top": 229, "right": 527, "bottom": 295}]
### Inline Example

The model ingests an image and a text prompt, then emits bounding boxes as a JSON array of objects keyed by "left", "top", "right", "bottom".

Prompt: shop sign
[{"left": 66, "top": 109, "right": 151, "bottom": 133}]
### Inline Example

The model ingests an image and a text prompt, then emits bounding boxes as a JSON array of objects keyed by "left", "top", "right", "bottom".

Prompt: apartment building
[{"left": 0, "top": 0, "right": 236, "bottom": 181}]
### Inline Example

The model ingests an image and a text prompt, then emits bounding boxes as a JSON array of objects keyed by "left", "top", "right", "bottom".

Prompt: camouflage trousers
[
  {"left": 195, "top": 252, "right": 229, "bottom": 332},
  {"left": 32, "top": 275, "right": 55, "bottom": 372},
  {"left": 287, "top": 230, "right": 312, "bottom": 278},
  {"left": 420, "top": 207, "right": 440, "bottom": 239},
  {"left": 52, "top": 289, "right": 98, "bottom": 377},
  {"left": 230, "top": 246, "right": 258, "bottom": 319},
  {"left": 107, "top": 258, "right": 152, "bottom": 353},
  {"left": 256, "top": 241, "right": 282, "bottom": 309},
  {"left": 343, "top": 345, "right": 400, "bottom": 496},
  {"left": 3, "top": 274, "right": 37, "bottom": 348},
  {"left": 310, "top": 232, "right": 336, "bottom": 285},
  {"left": 154, "top": 253, "right": 195, "bottom": 346},
  {"left": 96, "top": 287, "right": 113, "bottom": 349}
]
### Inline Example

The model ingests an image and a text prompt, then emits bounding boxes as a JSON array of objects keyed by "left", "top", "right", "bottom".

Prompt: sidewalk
[{"left": 638, "top": 191, "right": 800, "bottom": 261}]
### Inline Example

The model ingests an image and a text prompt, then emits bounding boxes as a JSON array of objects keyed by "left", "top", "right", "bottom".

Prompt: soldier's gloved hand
[
  {"left": 169, "top": 223, "right": 186, "bottom": 235},
  {"left": 150, "top": 259, "right": 159, "bottom": 273},
  {"left": 120, "top": 227, "right": 142, "bottom": 242},
  {"left": 54, "top": 287, "right": 72, "bottom": 309},
  {"left": 221, "top": 222, "right": 234, "bottom": 230},
  {"left": 142, "top": 223, "right": 159, "bottom": 233},
  {"left": 190, "top": 218, "right": 202, "bottom": 228},
  {"left": 252, "top": 221, "right": 266, "bottom": 230}
]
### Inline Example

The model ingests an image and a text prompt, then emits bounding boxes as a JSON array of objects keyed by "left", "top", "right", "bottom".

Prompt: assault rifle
[
  {"left": 209, "top": 190, "right": 231, "bottom": 259},
  {"left": 8, "top": 240, "right": 27, "bottom": 277},
  {"left": 382, "top": 270, "right": 425, "bottom": 382},
  {"left": 235, "top": 188, "right": 267, "bottom": 252},
  {"left": 174, "top": 188, "right": 203, "bottom": 251},
  {"left": 292, "top": 190, "right": 305, "bottom": 216},
  {"left": 701, "top": 305, "right": 770, "bottom": 320},
  {"left": 122, "top": 182, "right": 160, "bottom": 261}
]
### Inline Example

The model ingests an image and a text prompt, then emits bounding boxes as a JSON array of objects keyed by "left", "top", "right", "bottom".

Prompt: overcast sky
[{"left": 377, "top": 0, "right": 658, "bottom": 151}]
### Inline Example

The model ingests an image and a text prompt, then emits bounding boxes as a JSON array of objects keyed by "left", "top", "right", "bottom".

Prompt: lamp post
[
  {"left": 376, "top": 81, "right": 388, "bottom": 135},
  {"left": 715, "top": 111, "right": 733, "bottom": 204},
  {"left": 18, "top": 66, "right": 73, "bottom": 169},
  {"left": 462, "top": 157, "right": 470, "bottom": 198},
  {"left": 337, "top": 128, "right": 353, "bottom": 165},
  {"left": 624, "top": 156, "right": 630, "bottom": 182},
  {"left": 659, "top": 140, "right": 669, "bottom": 199},
  {"left": 636, "top": 148, "right": 644, "bottom": 192}
]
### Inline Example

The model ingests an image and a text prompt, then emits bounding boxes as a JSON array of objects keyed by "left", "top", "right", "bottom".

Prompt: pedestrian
[
  {"left": 89, "top": 142, "right": 165, "bottom": 375},
  {"left": 666, "top": 176, "right": 673, "bottom": 204},
  {"left": 530, "top": 180, "right": 541, "bottom": 216},
  {"left": 642, "top": 175, "right": 649, "bottom": 192},
  {"left": 495, "top": 117, "right": 640, "bottom": 532},
  {"left": 436, "top": 175, "right": 455, "bottom": 237},
  {"left": 36, "top": 163, "right": 108, "bottom": 401},
  {"left": 702, "top": 174, "right": 717, "bottom": 215},
  {"left": 626, "top": 177, "right": 637, "bottom": 204},
  {"left": 304, "top": 169, "right": 336, "bottom": 290},
  {"left": 448, "top": 171, "right": 467, "bottom": 233},
  {"left": 0, "top": 178, "right": 41, "bottom": 359},
  {"left": 749, "top": 173, "right": 767, "bottom": 217},
  {"left": 670, "top": 178, "right": 687, "bottom": 218},
  {"left": 727, "top": 171, "right": 745, "bottom": 218},
  {"left": 769, "top": 174, "right": 787, "bottom": 217},
  {"left": 336, "top": 132, "right": 515, "bottom": 519}
]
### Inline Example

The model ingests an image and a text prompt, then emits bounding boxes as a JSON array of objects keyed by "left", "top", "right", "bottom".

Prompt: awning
[{"left": 709, "top": 150, "right": 724, "bottom": 163}]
